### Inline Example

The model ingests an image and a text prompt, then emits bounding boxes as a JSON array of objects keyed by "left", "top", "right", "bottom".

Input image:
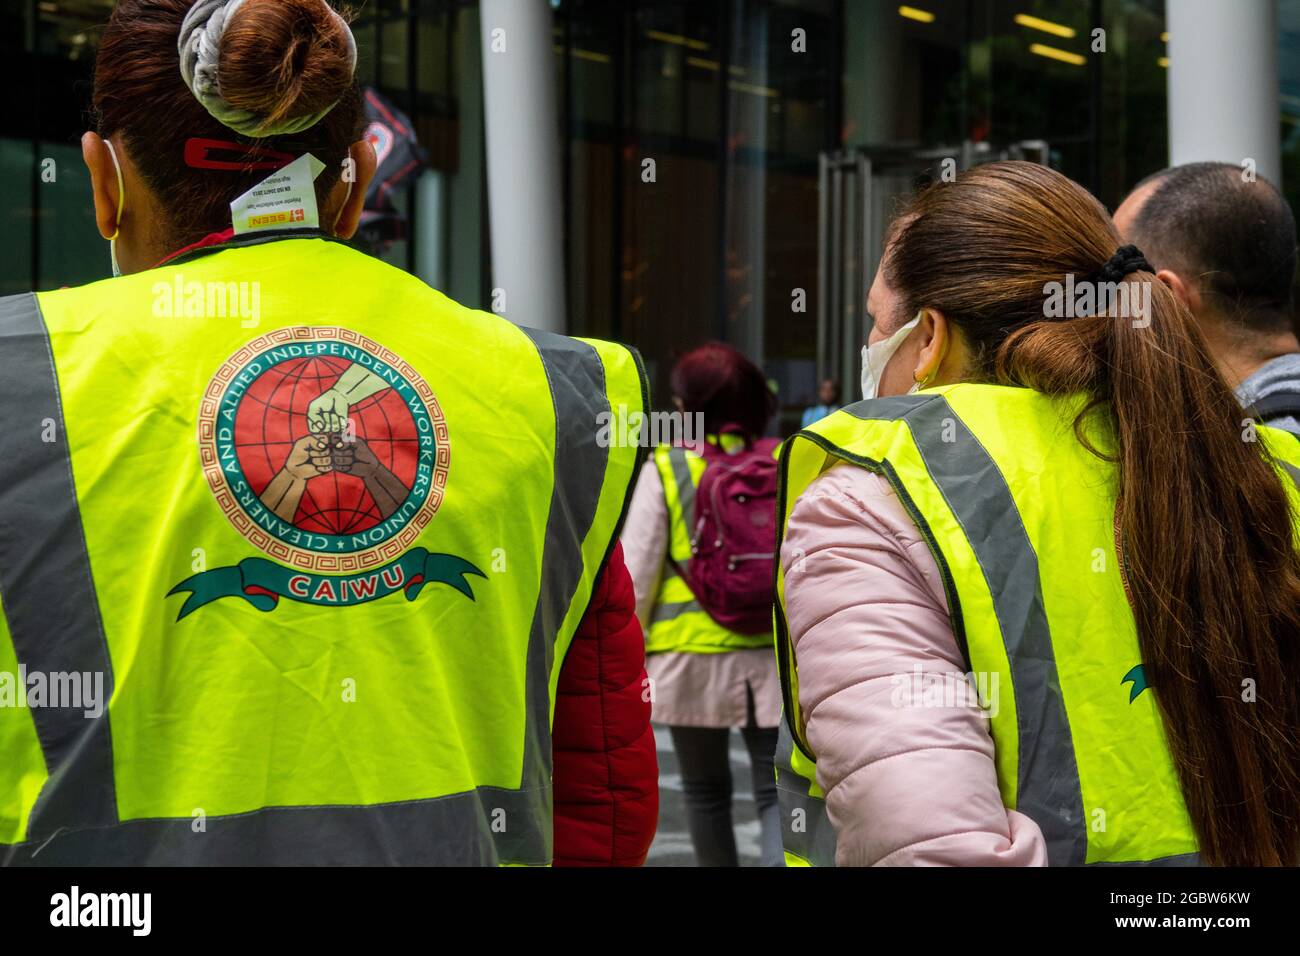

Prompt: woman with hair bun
[
  {"left": 88, "top": 0, "right": 370, "bottom": 271},
  {"left": 0, "top": 0, "right": 657, "bottom": 867}
]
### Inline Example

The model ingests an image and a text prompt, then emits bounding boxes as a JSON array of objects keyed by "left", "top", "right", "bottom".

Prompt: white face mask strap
[
  {"left": 860, "top": 309, "right": 923, "bottom": 401},
  {"left": 333, "top": 176, "right": 354, "bottom": 232},
  {"left": 104, "top": 139, "right": 125, "bottom": 240}
]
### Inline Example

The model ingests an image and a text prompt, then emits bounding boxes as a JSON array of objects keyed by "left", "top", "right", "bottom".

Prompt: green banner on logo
[
  {"left": 167, "top": 548, "right": 485, "bottom": 620},
  {"left": 1122, "top": 663, "right": 1149, "bottom": 703}
]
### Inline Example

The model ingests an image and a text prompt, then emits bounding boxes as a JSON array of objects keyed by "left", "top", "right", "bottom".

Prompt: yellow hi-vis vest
[
  {"left": 0, "top": 233, "right": 647, "bottom": 865},
  {"left": 646, "top": 439, "right": 775, "bottom": 654},
  {"left": 775, "top": 383, "right": 1300, "bottom": 867}
]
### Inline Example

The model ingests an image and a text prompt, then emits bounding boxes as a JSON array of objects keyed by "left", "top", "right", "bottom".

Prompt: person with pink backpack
[{"left": 621, "top": 342, "right": 783, "bottom": 866}]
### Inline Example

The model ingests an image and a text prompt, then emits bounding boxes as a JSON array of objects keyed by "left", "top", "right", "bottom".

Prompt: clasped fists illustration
[
  {"left": 327, "top": 432, "right": 384, "bottom": 478},
  {"left": 261, "top": 426, "right": 407, "bottom": 524},
  {"left": 284, "top": 434, "right": 337, "bottom": 480},
  {"left": 306, "top": 389, "right": 350, "bottom": 435},
  {"left": 306, "top": 364, "right": 390, "bottom": 435},
  {"left": 283, "top": 432, "right": 382, "bottom": 479},
  {"left": 259, "top": 364, "right": 410, "bottom": 524}
]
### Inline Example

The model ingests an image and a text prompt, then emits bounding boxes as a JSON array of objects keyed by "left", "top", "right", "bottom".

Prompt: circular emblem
[
  {"left": 364, "top": 120, "right": 395, "bottom": 167},
  {"left": 198, "top": 327, "right": 449, "bottom": 572}
]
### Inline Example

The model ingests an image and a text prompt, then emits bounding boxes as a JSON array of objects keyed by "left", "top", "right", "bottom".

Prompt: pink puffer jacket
[{"left": 780, "top": 464, "right": 1048, "bottom": 866}]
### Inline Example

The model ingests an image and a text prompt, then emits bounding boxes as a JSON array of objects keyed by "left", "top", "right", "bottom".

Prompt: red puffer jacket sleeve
[{"left": 552, "top": 542, "right": 659, "bottom": 866}]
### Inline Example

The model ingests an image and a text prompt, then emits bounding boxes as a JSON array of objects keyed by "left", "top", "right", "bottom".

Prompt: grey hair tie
[{"left": 178, "top": 0, "right": 357, "bottom": 138}]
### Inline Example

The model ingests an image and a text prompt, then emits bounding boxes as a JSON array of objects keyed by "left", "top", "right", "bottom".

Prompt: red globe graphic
[{"left": 234, "top": 356, "right": 419, "bottom": 535}]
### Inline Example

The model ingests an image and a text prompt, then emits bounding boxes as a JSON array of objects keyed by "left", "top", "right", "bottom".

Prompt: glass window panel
[
  {"left": 561, "top": 0, "right": 621, "bottom": 341},
  {"left": 39, "top": 141, "right": 106, "bottom": 290},
  {"left": 634, "top": 1, "right": 722, "bottom": 144},
  {"left": 844, "top": 0, "right": 967, "bottom": 148},
  {"left": 977, "top": 0, "right": 1095, "bottom": 184},
  {"left": 1097, "top": 0, "right": 1167, "bottom": 209},
  {"left": 723, "top": 0, "right": 836, "bottom": 431},
  {"left": 379, "top": 15, "right": 410, "bottom": 96},
  {"left": 0, "top": 138, "right": 35, "bottom": 296},
  {"left": 1280, "top": 0, "right": 1300, "bottom": 215}
]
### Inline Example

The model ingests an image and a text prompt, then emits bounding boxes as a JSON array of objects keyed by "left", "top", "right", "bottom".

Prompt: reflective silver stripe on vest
[
  {"left": 651, "top": 567, "right": 698, "bottom": 625},
  {"left": 666, "top": 446, "right": 696, "bottom": 537},
  {"left": 3, "top": 786, "right": 549, "bottom": 865},
  {"left": 2, "top": 313, "right": 635, "bottom": 865},
  {"left": 508, "top": 327, "right": 620, "bottom": 862},
  {"left": 775, "top": 719, "right": 837, "bottom": 865},
  {"left": 0, "top": 293, "right": 119, "bottom": 842},
  {"left": 1277, "top": 458, "right": 1300, "bottom": 493},
  {"left": 650, "top": 598, "right": 703, "bottom": 624},
  {"left": 843, "top": 393, "right": 1089, "bottom": 867}
]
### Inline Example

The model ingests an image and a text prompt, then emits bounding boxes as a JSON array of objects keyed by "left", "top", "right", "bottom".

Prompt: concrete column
[
  {"left": 843, "top": 4, "right": 903, "bottom": 146},
  {"left": 415, "top": 169, "right": 447, "bottom": 292},
  {"left": 1167, "top": 0, "right": 1280, "bottom": 185},
  {"left": 479, "top": 0, "right": 565, "bottom": 332}
]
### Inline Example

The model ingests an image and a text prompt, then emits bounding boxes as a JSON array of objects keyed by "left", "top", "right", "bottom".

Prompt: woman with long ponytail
[{"left": 775, "top": 160, "right": 1300, "bottom": 867}]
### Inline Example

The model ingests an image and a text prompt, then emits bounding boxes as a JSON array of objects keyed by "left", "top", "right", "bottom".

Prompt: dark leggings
[{"left": 668, "top": 723, "right": 783, "bottom": 866}]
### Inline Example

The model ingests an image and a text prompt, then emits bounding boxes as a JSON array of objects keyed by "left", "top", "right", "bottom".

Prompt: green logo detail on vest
[
  {"left": 168, "top": 549, "right": 484, "bottom": 620},
  {"left": 169, "top": 327, "right": 483, "bottom": 618},
  {"left": 1122, "top": 664, "right": 1149, "bottom": 702}
]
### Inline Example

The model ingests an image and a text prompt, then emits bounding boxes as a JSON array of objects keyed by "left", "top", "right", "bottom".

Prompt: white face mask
[
  {"left": 860, "top": 311, "right": 922, "bottom": 400},
  {"left": 105, "top": 139, "right": 125, "bottom": 277}
]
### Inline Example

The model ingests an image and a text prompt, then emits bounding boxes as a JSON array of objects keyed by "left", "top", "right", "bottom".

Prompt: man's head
[
  {"left": 1114, "top": 163, "right": 1298, "bottom": 340},
  {"left": 817, "top": 378, "right": 838, "bottom": 405}
]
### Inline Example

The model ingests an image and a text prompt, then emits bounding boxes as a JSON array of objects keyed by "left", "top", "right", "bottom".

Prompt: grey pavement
[{"left": 645, "top": 722, "right": 762, "bottom": 866}]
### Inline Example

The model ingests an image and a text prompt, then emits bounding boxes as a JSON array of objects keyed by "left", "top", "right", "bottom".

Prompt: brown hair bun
[{"left": 219, "top": 0, "right": 355, "bottom": 133}]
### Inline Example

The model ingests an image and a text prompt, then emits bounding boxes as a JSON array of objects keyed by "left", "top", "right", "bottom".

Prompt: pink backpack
[{"left": 672, "top": 433, "right": 780, "bottom": 635}]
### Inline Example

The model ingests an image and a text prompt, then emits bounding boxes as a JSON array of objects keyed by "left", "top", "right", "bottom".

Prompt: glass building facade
[{"left": 0, "top": 0, "right": 1290, "bottom": 429}]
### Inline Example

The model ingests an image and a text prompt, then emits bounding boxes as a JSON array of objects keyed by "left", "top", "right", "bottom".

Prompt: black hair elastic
[{"left": 1095, "top": 244, "right": 1153, "bottom": 283}]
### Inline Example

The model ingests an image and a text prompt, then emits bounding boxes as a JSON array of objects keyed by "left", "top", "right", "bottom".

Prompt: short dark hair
[
  {"left": 670, "top": 342, "right": 775, "bottom": 439},
  {"left": 1126, "top": 162, "right": 1297, "bottom": 334}
]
